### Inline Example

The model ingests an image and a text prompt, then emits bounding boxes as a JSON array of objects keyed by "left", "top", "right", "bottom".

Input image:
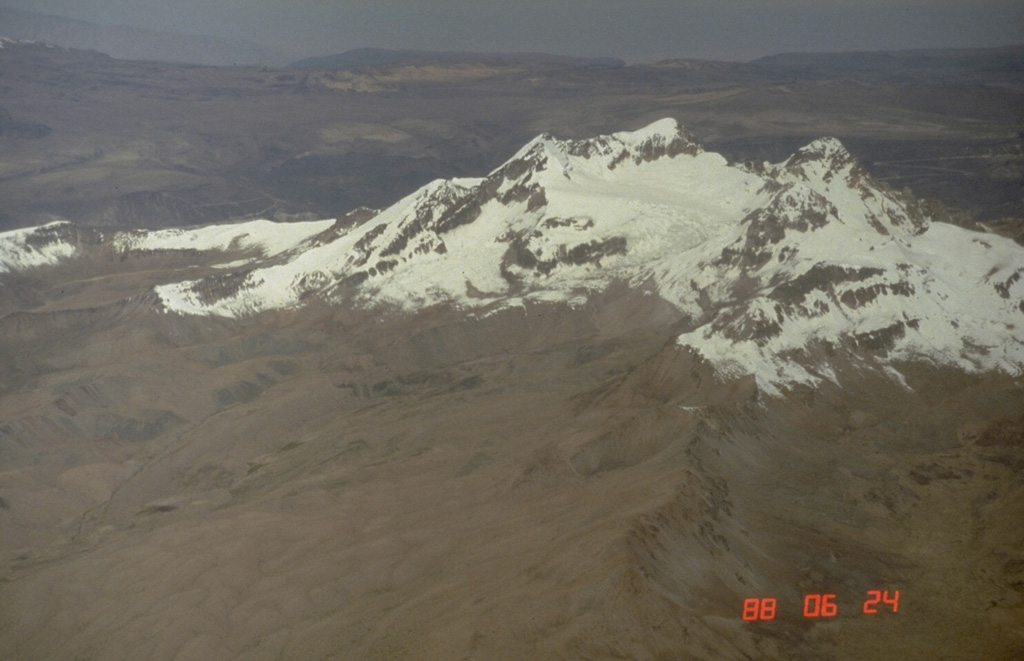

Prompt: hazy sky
[{"left": 5, "top": 0, "right": 1023, "bottom": 61}]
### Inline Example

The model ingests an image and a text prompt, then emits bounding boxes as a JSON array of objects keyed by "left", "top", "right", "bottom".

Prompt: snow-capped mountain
[{"left": 2, "top": 119, "right": 1022, "bottom": 395}]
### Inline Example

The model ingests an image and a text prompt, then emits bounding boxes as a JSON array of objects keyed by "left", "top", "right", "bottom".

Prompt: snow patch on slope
[
  {"left": 673, "top": 191, "right": 1024, "bottom": 395},
  {"left": 0, "top": 222, "right": 78, "bottom": 273},
  {"left": 114, "top": 218, "right": 335, "bottom": 258}
]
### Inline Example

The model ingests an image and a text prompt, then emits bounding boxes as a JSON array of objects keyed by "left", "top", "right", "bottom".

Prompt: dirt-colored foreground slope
[{"left": 0, "top": 260, "right": 1021, "bottom": 660}]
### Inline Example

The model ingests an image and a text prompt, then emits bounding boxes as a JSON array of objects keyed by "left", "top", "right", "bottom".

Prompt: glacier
[{"left": 2, "top": 119, "right": 1022, "bottom": 395}]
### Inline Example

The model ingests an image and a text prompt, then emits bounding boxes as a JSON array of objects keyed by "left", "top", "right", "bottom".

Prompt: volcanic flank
[
  {"left": 0, "top": 121, "right": 1022, "bottom": 660},
  {"left": 9, "top": 119, "right": 1023, "bottom": 395},
  {"left": 141, "top": 119, "right": 1024, "bottom": 396}
]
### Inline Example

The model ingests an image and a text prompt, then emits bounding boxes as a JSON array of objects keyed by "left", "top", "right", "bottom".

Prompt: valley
[{"left": 1, "top": 41, "right": 1021, "bottom": 235}]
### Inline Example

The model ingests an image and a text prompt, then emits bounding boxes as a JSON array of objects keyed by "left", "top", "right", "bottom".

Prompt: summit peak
[
  {"left": 5, "top": 121, "right": 1022, "bottom": 398},
  {"left": 781, "top": 137, "right": 857, "bottom": 179},
  {"left": 505, "top": 118, "right": 703, "bottom": 178},
  {"left": 611, "top": 117, "right": 688, "bottom": 145}
]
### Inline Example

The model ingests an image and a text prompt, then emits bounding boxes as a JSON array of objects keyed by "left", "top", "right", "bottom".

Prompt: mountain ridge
[
  {"left": 0, "top": 5, "right": 287, "bottom": 66},
  {"left": 1, "top": 121, "right": 1023, "bottom": 661},
  {"left": 288, "top": 47, "right": 626, "bottom": 71},
  {"left": 3, "top": 119, "right": 1022, "bottom": 398}
]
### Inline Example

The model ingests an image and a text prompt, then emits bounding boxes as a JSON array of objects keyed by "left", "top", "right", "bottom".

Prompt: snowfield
[{"left": 3, "top": 119, "right": 1023, "bottom": 394}]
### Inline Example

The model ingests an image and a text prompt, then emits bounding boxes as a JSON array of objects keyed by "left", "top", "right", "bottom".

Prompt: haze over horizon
[{"left": 2, "top": 0, "right": 1022, "bottom": 63}]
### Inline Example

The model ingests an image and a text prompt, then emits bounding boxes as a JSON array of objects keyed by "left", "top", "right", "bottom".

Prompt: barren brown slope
[{"left": 0, "top": 254, "right": 1021, "bottom": 660}]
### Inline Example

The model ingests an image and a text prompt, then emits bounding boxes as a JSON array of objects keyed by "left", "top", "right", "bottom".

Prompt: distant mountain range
[
  {"left": 7, "top": 2, "right": 1019, "bottom": 81},
  {"left": 655, "top": 45, "right": 1024, "bottom": 84},
  {"left": 1, "top": 32, "right": 1020, "bottom": 240},
  {"left": 749, "top": 46, "right": 1024, "bottom": 84},
  {"left": 288, "top": 48, "right": 625, "bottom": 71},
  {"left": 0, "top": 5, "right": 287, "bottom": 66}
]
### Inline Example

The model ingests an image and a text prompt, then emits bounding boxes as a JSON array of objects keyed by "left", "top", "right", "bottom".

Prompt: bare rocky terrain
[{"left": 0, "top": 248, "right": 1022, "bottom": 659}]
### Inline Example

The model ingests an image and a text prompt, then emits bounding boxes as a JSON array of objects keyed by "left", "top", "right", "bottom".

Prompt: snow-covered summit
[
  {"left": 153, "top": 119, "right": 750, "bottom": 316},
  {"left": 3, "top": 119, "right": 1022, "bottom": 395},
  {"left": 782, "top": 137, "right": 855, "bottom": 176},
  {"left": 504, "top": 117, "right": 702, "bottom": 179}
]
